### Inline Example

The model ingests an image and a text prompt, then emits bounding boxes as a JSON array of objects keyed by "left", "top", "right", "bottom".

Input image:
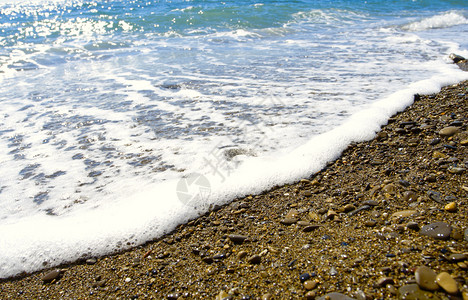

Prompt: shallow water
[{"left": 0, "top": 0, "right": 468, "bottom": 278}]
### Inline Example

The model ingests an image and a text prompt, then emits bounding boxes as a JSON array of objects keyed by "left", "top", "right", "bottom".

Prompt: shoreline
[{"left": 1, "top": 79, "right": 467, "bottom": 299}]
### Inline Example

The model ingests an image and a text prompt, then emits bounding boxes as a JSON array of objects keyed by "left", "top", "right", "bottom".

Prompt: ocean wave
[{"left": 402, "top": 11, "right": 468, "bottom": 31}]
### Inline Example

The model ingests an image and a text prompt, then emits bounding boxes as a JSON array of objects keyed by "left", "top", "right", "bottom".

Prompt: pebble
[
  {"left": 439, "top": 126, "right": 460, "bottom": 137},
  {"left": 362, "top": 200, "right": 379, "bottom": 206},
  {"left": 86, "top": 258, "right": 97, "bottom": 265},
  {"left": 237, "top": 251, "right": 248, "bottom": 259},
  {"left": 303, "top": 225, "right": 320, "bottom": 232},
  {"left": 285, "top": 209, "right": 299, "bottom": 218},
  {"left": 228, "top": 234, "right": 248, "bottom": 244},
  {"left": 305, "top": 291, "right": 316, "bottom": 300},
  {"left": 261, "top": 293, "right": 272, "bottom": 300},
  {"left": 364, "top": 220, "right": 377, "bottom": 227},
  {"left": 376, "top": 277, "right": 394, "bottom": 287},
  {"left": 327, "top": 209, "right": 338, "bottom": 220},
  {"left": 444, "top": 202, "right": 457, "bottom": 212},
  {"left": 347, "top": 205, "right": 371, "bottom": 216},
  {"left": 391, "top": 210, "right": 417, "bottom": 219},
  {"left": 382, "top": 183, "right": 397, "bottom": 194},
  {"left": 448, "top": 166, "right": 465, "bottom": 174},
  {"left": 317, "top": 292, "right": 355, "bottom": 300},
  {"left": 247, "top": 255, "right": 261, "bottom": 264},
  {"left": 387, "top": 284, "right": 398, "bottom": 295},
  {"left": 458, "top": 262, "right": 468, "bottom": 269},
  {"left": 436, "top": 272, "right": 458, "bottom": 294},
  {"left": 427, "top": 191, "right": 443, "bottom": 204},
  {"left": 398, "top": 284, "right": 434, "bottom": 300},
  {"left": 445, "top": 253, "right": 467, "bottom": 262},
  {"left": 402, "top": 191, "right": 418, "bottom": 202},
  {"left": 343, "top": 204, "right": 356, "bottom": 212},
  {"left": 299, "top": 273, "right": 311, "bottom": 282},
  {"left": 303, "top": 280, "right": 317, "bottom": 290},
  {"left": 41, "top": 269, "right": 62, "bottom": 283},
  {"left": 424, "top": 174, "right": 437, "bottom": 182},
  {"left": 415, "top": 265, "right": 439, "bottom": 291},
  {"left": 420, "top": 222, "right": 452, "bottom": 240},
  {"left": 406, "top": 222, "right": 420, "bottom": 231},
  {"left": 280, "top": 218, "right": 298, "bottom": 225}
]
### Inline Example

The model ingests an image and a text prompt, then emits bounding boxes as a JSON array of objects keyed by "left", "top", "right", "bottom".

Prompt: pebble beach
[{"left": 1, "top": 74, "right": 468, "bottom": 299}]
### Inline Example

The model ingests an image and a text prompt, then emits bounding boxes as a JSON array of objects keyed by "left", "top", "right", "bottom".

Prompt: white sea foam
[
  {"left": 403, "top": 11, "right": 468, "bottom": 31},
  {"left": 1, "top": 2, "right": 468, "bottom": 278}
]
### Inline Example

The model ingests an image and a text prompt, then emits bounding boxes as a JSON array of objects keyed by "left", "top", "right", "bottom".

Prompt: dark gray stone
[
  {"left": 228, "top": 234, "right": 248, "bottom": 244},
  {"left": 420, "top": 222, "right": 452, "bottom": 240}
]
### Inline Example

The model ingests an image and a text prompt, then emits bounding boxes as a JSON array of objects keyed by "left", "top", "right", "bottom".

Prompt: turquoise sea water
[{"left": 1, "top": 0, "right": 468, "bottom": 277}]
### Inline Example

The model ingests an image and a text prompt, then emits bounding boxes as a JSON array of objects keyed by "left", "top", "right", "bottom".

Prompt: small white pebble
[{"left": 125, "top": 277, "right": 131, "bottom": 283}]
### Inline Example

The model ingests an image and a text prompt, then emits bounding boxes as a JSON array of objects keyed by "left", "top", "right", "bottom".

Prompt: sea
[{"left": 1, "top": 0, "right": 468, "bottom": 278}]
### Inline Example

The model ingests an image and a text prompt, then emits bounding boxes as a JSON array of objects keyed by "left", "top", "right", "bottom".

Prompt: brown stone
[
  {"left": 415, "top": 266, "right": 439, "bottom": 291},
  {"left": 436, "top": 272, "right": 458, "bottom": 294}
]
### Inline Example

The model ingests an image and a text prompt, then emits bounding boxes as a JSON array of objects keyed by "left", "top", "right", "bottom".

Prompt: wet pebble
[
  {"left": 415, "top": 265, "right": 439, "bottom": 291},
  {"left": 362, "top": 200, "right": 379, "bottom": 206},
  {"left": 237, "top": 251, "right": 248, "bottom": 259},
  {"left": 376, "top": 277, "right": 394, "bottom": 287},
  {"left": 326, "top": 209, "right": 338, "bottom": 220},
  {"left": 391, "top": 210, "right": 417, "bottom": 219},
  {"left": 406, "top": 222, "right": 420, "bottom": 231},
  {"left": 436, "top": 272, "right": 458, "bottom": 294},
  {"left": 342, "top": 204, "right": 356, "bottom": 212},
  {"left": 228, "top": 234, "right": 248, "bottom": 244},
  {"left": 439, "top": 126, "right": 460, "bottom": 137},
  {"left": 448, "top": 166, "right": 465, "bottom": 174},
  {"left": 420, "top": 222, "right": 452, "bottom": 240},
  {"left": 280, "top": 218, "right": 298, "bottom": 225},
  {"left": 444, "top": 202, "right": 457, "bottom": 212},
  {"left": 382, "top": 183, "right": 397, "bottom": 194},
  {"left": 303, "top": 280, "right": 317, "bottom": 290},
  {"left": 398, "top": 284, "right": 433, "bottom": 299},
  {"left": 364, "top": 219, "right": 377, "bottom": 227},
  {"left": 445, "top": 253, "right": 467, "bottom": 262},
  {"left": 297, "top": 220, "right": 311, "bottom": 226},
  {"left": 347, "top": 205, "right": 371, "bottom": 216},
  {"left": 299, "top": 273, "right": 311, "bottom": 282},
  {"left": 302, "top": 225, "right": 320, "bottom": 232},
  {"left": 247, "top": 255, "right": 261, "bottom": 265},
  {"left": 427, "top": 191, "right": 443, "bottom": 204},
  {"left": 402, "top": 191, "right": 418, "bottom": 202},
  {"left": 42, "top": 269, "right": 62, "bottom": 283}
]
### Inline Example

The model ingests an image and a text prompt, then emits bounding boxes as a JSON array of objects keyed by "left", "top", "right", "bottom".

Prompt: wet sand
[{"left": 1, "top": 79, "right": 467, "bottom": 299}]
